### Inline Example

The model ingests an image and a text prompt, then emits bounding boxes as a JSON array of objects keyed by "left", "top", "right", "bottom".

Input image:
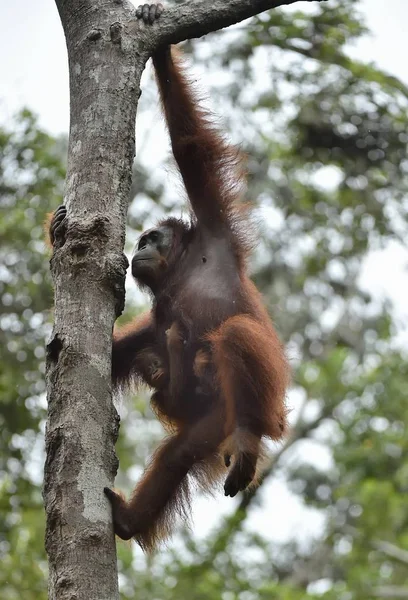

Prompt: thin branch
[
  {"left": 372, "top": 586, "right": 408, "bottom": 599},
  {"left": 373, "top": 540, "right": 408, "bottom": 566}
]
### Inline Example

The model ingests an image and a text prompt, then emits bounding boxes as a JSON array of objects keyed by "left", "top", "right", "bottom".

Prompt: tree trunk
[
  {"left": 44, "top": 1, "right": 145, "bottom": 597},
  {"left": 44, "top": 0, "right": 326, "bottom": 598}
]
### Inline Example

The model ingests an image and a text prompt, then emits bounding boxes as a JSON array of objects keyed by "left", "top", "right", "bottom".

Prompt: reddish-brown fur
[
  {"left": 103, "top": 46, "right": 290, "bottom": 551},
  {"left": 50, "top": 40, "right": 290, "bottom": 552}
]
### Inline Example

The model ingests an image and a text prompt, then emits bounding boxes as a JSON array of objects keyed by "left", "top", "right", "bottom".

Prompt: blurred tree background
[{"left": 1, "top": 0, "right": 408, "bottom": 598}]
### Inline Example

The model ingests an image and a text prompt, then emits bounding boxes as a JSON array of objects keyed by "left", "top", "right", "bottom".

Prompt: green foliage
[
  {"left": 0, "top": 109, "right": 65, "bottom": 598},
  {"left": 2, "top": 1, "right": 408, "bottom": 598}
]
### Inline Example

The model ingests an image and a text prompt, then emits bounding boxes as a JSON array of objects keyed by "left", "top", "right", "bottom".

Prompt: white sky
[{"left": 1, "top": 0, "right": 408, "bottom": 547}]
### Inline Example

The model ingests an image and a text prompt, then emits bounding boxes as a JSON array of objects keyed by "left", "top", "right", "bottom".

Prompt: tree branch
[
  {"left": 373, "top": 540, "right": 408, "bottom": 566},
  {"left": 372, "top": 587, "right": 408, "bottom": 599},
  {"left": 144, "top": 0, "right": 328, "bottom": 47}
]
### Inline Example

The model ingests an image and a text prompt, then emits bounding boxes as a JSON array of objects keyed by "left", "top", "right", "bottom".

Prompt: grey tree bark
[{"left": 44, "top": 0, "right": 326, "bottom": 598}]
